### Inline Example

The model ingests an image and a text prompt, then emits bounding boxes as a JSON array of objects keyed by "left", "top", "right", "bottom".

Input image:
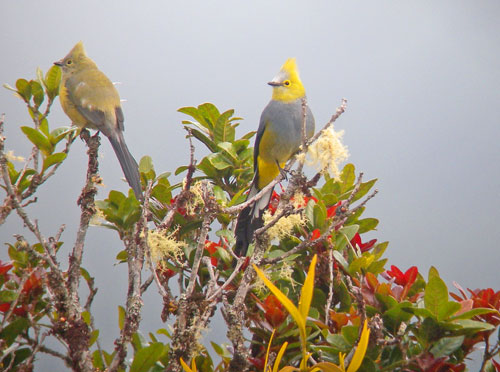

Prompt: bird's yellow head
[
  {"left": 269, "top": 58, "right": 306, "bottom": 103},
  {"left": 54, "top": 41, "right": 97, "bottom": 74}
]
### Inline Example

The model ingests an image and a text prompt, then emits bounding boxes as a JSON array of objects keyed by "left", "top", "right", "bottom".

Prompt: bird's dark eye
[
  {"left": 283, "top": 80, "right": 291, "bottom": 86},
  {"left": 66, "top": 60, "right": 73, "bottom": 65}
]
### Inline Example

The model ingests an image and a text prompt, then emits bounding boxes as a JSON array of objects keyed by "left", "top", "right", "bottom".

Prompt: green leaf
[
  {"left": 1, "top": 348, "right": 31, "bottom": 370},
  {"left": 36, "top": 67, "right": 45, "bottom": 86},
  {"left": 93, "top": 349, "right": 105, "bottom": 370},
  {"left": 339, "top": 163, "right": 355, "bottom": 191},
  {"left": 130, "top": 343, "right": 166, "bottom": 372},
  {"left": 21, "top": 126, "right": 53, "bottom": 155},
  {"left": 50, "top": 126, "right": 76, "bottom": 145},
  {"left": 430, "top": 336, "right": 465, "bottom": 358},
  {"left": 438, "top": 301, "right": 461, "bottom": 321},
  {"left": 189, "top": 128, "right": 217, "bottom": 152},
  {"left": 349, "top": 255, "right": 375, "bottom": 275},
  {"left": 179, "top": 106, "right": 211, "bottom": 130},
  {"left": 213, "top": 109, "right": 235, "bottom": 144},
  {"left": 89, "top": 330, "right": 99, "bottom": 347},
  {"left": 305, "top": 198, "right": 317, "bottom": 227},
  {"left": 81, "top": 311, "right": 91, "bottom": 325},
  {"left": 207, "top": 153, "right": 232, "bottom": 170},
  {"left": 332, "top": 251, "right": 349, "bottom": 271},
  {"left": 454, "top": 319, "right": 495, "bottom": 332},
  {"left": 43, "top": 152, "right": 67, "bottom": 171},
  {"left": 198, "top": 102, "right": 220, "bottom": 130},
  {"left": 335, "top": 225, "right": 359, "bottom": 250},
  {"left": 325, "top": 333, "right": 351, "bottom": 353},
  {"left": 451, "top": 307, "right": 499, "bottom": 321},
  {"left": 45, "top": 65, "right": 61, "bottom": 99},
  {"left": 116, "top": 249, "right": 128, "bottom": 262},
  {"left": 0, "top": 317, "right": 29, "bottom": 346},
  {"left": 175, "top": 165, "right": 189, "bottom": 176},
  {"left": 0, "top": 290, "right": 17, "bottom": 302},
  {"left": 16, "top": 78, "right": 31, "bottom": 101},
  {"left": 8, "top": 244, "right": 28, "bottom": 265},
  {"left": 132, "top": 332, "right": 148, "bottom": 351},
  {"left": 139, "top": 155, "right": 154, "bottom": 173},
  {"left": 341, "top": 325, "right": 359, "bottom": 345},
  {"left": 407, "top": 307, "right": 434, "bottom": 318},
  {"left": 424, "top": 272, "right": 448, "bottom": 318},
  {"left": 80, "top": 267, "right": 93, "bottom": 284},
  {"left": 30, "top": 80, "right": 44, "bottom": 106},
  {"left": 313, "top": 202, "right": 327, "bottom": 228},
  {"left": 350, "top": 179, "right": 377, "bottom": 203},
  {"left": 383, "top": 301, "right": 414, "bottom": 332},
  {"left": 356, "top": 218, "right": 379, "bottom": 234},
  {"left": 39, "top": 118, "right": 49, "bottom": 136},
  {"left": 118, "top": 306, "right": 126, "bottom": 330},
  {"left": 217, "top": 142, "right": 239, "bottom": 162},
  {"left": 428, "top": 266, "right": 440, "bottom": 281}
]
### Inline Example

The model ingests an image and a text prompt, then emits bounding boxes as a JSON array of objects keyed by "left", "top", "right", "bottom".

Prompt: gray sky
[{"left": 1, "top": 1, "right": 499, "bottom": 370}]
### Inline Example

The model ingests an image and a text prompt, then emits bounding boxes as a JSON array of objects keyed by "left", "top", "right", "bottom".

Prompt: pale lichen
[
  {"left": 307, "top": 126, "right": 349, "bottom": 178},
  {"left": 262, "top": 210, "right": 306, "bottom": 241},
  {"left": 5, "top": 150, "right": 25, "bottom": 162},
  {"left": 148, "top": 229, "right": 186, "bottom": 264}
]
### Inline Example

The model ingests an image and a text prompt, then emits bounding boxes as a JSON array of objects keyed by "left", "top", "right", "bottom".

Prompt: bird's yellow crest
[
  {"left": 280, "top": 58, "right": 300, "bottom": 81},
  {"left": 69, "top": 41, "right": 87, "bottom": 59},
  {"left": 270, "top": 58, "right": 306, "bottom": 102},
  {"left": 56, "top": 41, "right": 97, "bottom": 72}
]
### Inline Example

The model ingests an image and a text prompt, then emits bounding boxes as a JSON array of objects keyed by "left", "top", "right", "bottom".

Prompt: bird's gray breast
[{"left": 259, "top": 99, "right": 315, "bottom": 163}]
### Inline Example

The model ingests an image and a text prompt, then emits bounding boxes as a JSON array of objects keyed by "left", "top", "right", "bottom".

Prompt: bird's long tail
[
  {"left": 108, "top": 133, "right": 143, "bottom": 200},
  {"left": 234, "top": 180, "right": 274, "bottom": 257}
]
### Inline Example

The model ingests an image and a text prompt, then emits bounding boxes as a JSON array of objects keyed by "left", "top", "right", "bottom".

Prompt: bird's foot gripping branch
[{"left": 1, "top": 67, "right": 500, "bottom": 372}]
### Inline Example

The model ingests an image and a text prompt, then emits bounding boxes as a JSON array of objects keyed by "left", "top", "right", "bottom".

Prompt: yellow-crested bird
[
  {"left": 55, "top": 42, "right": 142, "bottom": 200},
  {"left": 234, "top": 58, "right": 315, "bottom": 256}
]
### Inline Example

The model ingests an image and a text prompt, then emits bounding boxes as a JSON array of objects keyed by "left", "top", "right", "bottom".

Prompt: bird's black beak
[
  {"left": 268, "top": 81, "right": 283, "bottom": 87},
  {"left": 54, "top": 60, "right": 63, "bottom": 66}
]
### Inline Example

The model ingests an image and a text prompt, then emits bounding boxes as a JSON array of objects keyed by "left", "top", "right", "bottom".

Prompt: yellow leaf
[
  {"left": 311, "top": 362, "right": 345, "bottom": 372},
  {"left": 338, "top": 353, "right": 346, "bottom": 371},
  {"left": 273, "top": 342, "right": 288, "bottom": 372},
  {"left": 253, "top": 264, "right": 305, "bottom": 336},
  {"left": 346, "top": 320, "right": 370, "bottom": 372},
  {"left": 279, "top": 367, "right": 301, "bottom": 372},
  {"left": 180, "top": 358, "right": 193, "bottom": 372},
  {"left": 299, "top": 255, "right": 317, "bottom": 321},
  {"left": 264, "top": 329, "right": 276, "bottom": 372}
]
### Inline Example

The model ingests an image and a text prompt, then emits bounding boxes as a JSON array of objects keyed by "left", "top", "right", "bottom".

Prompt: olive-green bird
[
  {"left": 234, "top": 58, "right": 315, "bottom": 257},
  {"left": 55, "top": 42, "right": 143, "bottom": 200}
]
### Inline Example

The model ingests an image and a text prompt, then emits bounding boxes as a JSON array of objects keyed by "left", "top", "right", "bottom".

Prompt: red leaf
[{"left": 0, "top": 261, "right": 13, "bottom": 276}]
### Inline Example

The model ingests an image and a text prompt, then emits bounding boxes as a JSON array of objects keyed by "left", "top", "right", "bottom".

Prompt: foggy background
[{"left": 1, "top": 1, "right": 499, "bottom": 370}]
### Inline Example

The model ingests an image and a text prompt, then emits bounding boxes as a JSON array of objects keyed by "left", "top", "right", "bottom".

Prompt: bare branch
[
  {"left": 67, "top": 130, "right": 100, "bottom": 317},
  {"left": 186, "top": 182, "right": 214, "bottom": 297}
]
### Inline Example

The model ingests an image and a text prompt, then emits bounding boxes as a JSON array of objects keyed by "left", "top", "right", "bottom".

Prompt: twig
[
  {"left": 108, "top": 178, "right": 150, "bottom": 372},
  {"left": 158, "top": 129, "right": 196, "bottom": 230},
  {"left": 206, "top": 258, "right": 244, "bottom": 302},
  {"left": 296, "top": 97, "right": 308, "bottom": 174},
  {"left": 186, "top": 182, "right": 213, "bottom": 297},
  {"left": 306, "top": 98, "right": 347, "bottom": 146},
  {"left": 0, "top": 272, "right": 30, "bottom": 328},
  {"left": 25, "top": 336, "right": 72, "bottom": 365},
  {"left": 67, "top": 130, "right": 99, "bottom": 317},
  {"left": 325, "top": 249, "right": 335, "bottom": 324},
  {"left": 223, "top": 174, "right": 284, "bottom": 215}
]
